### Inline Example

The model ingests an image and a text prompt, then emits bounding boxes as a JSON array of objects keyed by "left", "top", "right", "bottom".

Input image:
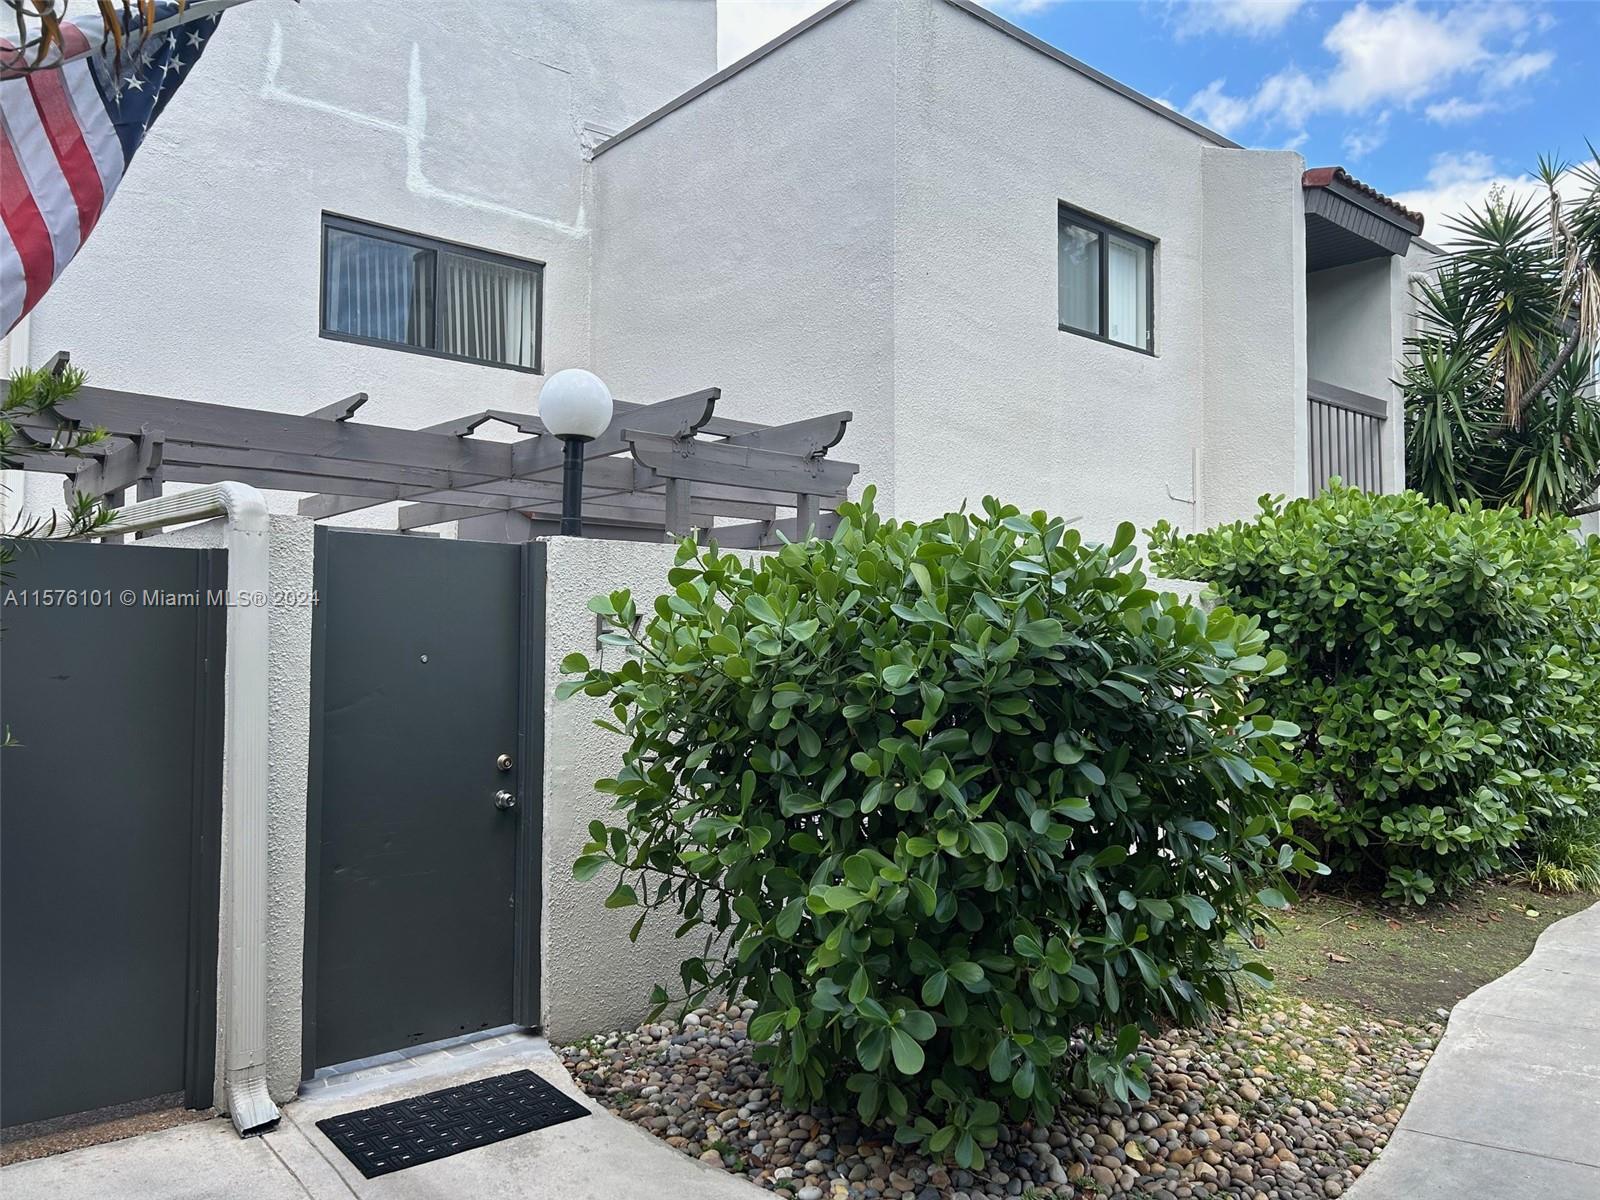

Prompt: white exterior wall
[
  {"left": 893, "top": 2, "right": 1304, "bottom": 537},
  {"left": 1200, "top": 147, "right": 1308, "bottom": 527},
  {"left": 593, "top": 0, "right": 1307, "bottom": 538},
  {"left": 15, "top": 0, "right": 715, "bottom": 511},
  {"left": 589, "top": 0, "right": 899, "bottom": 508}
]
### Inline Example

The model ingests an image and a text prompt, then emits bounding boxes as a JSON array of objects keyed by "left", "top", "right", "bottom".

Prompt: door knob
[{"left": 494, "top": 790, "right": 517, "bottom": 810}]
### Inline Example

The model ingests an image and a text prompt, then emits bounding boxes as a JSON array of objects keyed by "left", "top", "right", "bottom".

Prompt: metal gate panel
[
  {"left": 1, "top": 539, "right": 225, "bottom": 1128},
  {"left": 303, "top": 530, "right": 540, "bottom": 1072}
]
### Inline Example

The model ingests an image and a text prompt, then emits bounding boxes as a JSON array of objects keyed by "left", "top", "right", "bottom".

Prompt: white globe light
[{"left": 538, "top": 368, "right": 613, "bottom": 441}]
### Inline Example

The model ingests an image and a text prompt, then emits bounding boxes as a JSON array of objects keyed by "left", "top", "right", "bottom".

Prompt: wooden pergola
[{"left": 11, "top": 354, "right": 859, "bottom": 547}]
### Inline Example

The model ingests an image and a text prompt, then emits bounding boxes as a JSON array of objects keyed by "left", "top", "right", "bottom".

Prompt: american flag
[{"left": 1, "top": 2, "right": 221, "bottom": 336}]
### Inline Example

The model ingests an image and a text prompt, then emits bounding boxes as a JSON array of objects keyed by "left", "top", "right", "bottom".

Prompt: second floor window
[
  {"left": 320, "top": 215, "right": 543, "bottom": 372},
  {"left": 1058, "top": 205, "right": 1153, "bottom": 353}
]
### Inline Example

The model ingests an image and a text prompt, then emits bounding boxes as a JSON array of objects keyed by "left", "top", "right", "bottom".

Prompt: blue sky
[{"left": 717, "top": 0, "right": 1597, "bottom": 239}]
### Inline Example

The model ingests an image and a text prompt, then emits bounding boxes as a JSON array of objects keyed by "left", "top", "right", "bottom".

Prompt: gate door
[
  {"left": 1, "top": 539, "right": 225, "bottom": 1128},
  {"left": 305, "top": 530, "right": 541, "bottom": 1071}
]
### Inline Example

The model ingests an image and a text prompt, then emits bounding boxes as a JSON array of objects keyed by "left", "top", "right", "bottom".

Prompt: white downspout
[{"left": 97, "top": 483, "right": 279, "bottom": 1135}]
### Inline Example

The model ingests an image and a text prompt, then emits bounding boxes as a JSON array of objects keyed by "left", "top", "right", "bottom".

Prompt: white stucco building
[{"left": 4, "top": 0, "right": 1432, "bottom": 539}]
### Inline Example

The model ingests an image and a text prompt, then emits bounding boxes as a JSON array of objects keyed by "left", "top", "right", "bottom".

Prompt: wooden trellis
[{"left": 9, "top": 354, "right": 859, "bottom": 546}]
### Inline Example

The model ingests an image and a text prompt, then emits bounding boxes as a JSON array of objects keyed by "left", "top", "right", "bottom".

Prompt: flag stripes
[{"left": 0, "top": 4, "right": 220, "bottom": 336}]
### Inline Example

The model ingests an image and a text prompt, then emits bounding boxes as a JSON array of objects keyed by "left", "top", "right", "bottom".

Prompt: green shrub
[
  {"left": 562, "top": 491, "right": 1313, "bottom": 1164},
  {"left": 1151, "top": 485, "right": 1600, "bottom": 903}
]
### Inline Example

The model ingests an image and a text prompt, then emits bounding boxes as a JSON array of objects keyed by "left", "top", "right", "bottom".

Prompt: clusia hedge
[
  {"left": 562, "top": 491, "right": 1314, "bottom": 1166},
  {"left": 1152, "top": 485, "right": 1600, "bottom": 903}
]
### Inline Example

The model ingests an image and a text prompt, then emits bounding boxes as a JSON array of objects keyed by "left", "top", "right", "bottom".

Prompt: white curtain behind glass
[
  {"left": 439, "top": 252, "right": 538, "bottom": 369},
  {"left": 324, "top": 229, "right": 433, "bottom": 348},
  {"left": 1058, "top": 223, "right": 1100, "bottom": 334},
  {"left": 1107, "top": 236, "right": 1148, "bottom": 349}
]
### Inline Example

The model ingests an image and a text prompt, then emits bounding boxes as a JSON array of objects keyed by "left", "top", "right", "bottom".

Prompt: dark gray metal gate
[
  {"left": 1, "top": 539, "right": 225, "bottom": 1128},
  {"left": 302, "top": 530, "right": 543, "bottom": 1072}
]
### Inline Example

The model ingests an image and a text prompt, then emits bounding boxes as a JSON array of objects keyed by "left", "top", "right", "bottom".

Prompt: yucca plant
[{"left": 1404, "top": 149, "right": 1600, "bottom": 518}]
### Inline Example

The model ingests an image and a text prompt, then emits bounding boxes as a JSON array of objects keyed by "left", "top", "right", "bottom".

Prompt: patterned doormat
[{"left": 315, "top": 1069, "right": 590, "bottom": 1178}]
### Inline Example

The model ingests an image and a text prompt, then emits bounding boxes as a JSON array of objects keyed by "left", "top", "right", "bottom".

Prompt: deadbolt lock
[{"left": 496, "top": 754, "right": 514, "bottom": 771}]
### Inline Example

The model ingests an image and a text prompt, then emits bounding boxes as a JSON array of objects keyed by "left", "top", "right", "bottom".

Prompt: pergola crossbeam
[{"left": 16, "top": 359, "right": 860, "bottom": 543}]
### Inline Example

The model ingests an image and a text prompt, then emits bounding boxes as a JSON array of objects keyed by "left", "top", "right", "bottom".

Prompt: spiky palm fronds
[{"left": 1405, "top": 147, "right": 1600, "bottom": 518}]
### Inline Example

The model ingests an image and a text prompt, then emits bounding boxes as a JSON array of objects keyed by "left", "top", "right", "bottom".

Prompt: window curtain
[
  {"left": 324, "top": 229, "right": 433, "bottom": 348},
  {"left": 1058, "top": 222, "right": 1100, "bottom": 334},
  {"left": 1106, "top": 236, "right": 1148, "bottom": 349},
  {"left": 438, "top": 252, "right": 538, "bottom": 370}
]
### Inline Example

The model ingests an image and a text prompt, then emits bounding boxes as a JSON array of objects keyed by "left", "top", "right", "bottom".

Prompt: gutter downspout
[{"left": 97, "top": 483, "right": 280, "bottom": 1136}]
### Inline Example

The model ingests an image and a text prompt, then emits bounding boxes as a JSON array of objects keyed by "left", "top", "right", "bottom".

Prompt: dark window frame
[
  {"left": 1057, "top": 203, "right": 1156, "bottom": 356},
  {"left": 318, "top": 212, "right": 545, "bottom": 374}
]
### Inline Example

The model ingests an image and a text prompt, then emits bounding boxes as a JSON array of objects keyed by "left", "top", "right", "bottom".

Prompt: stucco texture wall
[
  {"left": 592, "top": 0, "right": 1311, "bottom": 540},
  {"left": 588, "top": 0, "right": 898, "bottom": 510},
  {"left": 890, "top": 0, "right": 1220, "bottom": 540},
  {"left": 1200, "top": 147, "right": 1308, "bottom": 527},
  {"left": 20, "top": 0, "right": 715, "bottom": 514},
  {"left": 147, "top": 514, "right": 314, "bottom": 1105},
  {"left": 539, "top": 535, "right": 701, "bottom": 1042}
]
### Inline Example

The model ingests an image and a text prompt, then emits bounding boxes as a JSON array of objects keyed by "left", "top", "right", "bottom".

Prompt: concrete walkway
[
  {"left": 2, "top": 1033, "right": 765, "bottom": 1200},
  {"left": 1349, "top": 899, "right": 1600, "bottom": 1199}
]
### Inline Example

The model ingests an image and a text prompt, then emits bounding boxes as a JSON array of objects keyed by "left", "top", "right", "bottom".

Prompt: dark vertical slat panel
[{"left": 1309, "top": 396, "right": 1387, "bottom": 496}]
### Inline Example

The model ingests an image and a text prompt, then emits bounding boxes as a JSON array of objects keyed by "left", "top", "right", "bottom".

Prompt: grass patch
[{"left": 1251, "top": 880, "right": 1590, "bottom": 1021}]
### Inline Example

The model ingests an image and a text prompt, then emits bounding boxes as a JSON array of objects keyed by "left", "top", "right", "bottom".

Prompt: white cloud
[
  {"left": 1482, "top": 50, "right": 1555, "bottom": 90},
  {"left": 1392, "top": 150, "right": 1583, "bottom": 241},
  {"left": 1176, "top": 0, "right": 1305, "bottom": 38},
  {"left": 716, "top": 0, "right": 830, "bottom": 67},
  {"left": 1183, "top": 2, "right": 1556, "bottom": 141},
  {"left": 1186, "top": 78, "right": 1256, "bottom": 134},
  {"left": 1425, "top": 96, "right": 1492, "bottom": 124},
  {"left": 1341, "top": 113, "right": 1389, "bottom": 160}
]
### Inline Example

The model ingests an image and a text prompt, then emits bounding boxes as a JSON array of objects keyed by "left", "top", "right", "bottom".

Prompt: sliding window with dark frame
[
  {"left": 1057, "top": 205, "right": 1155, "bottom": 354},
  {"left": 319, "top": 214, "right": 544, "bottom": 373}
]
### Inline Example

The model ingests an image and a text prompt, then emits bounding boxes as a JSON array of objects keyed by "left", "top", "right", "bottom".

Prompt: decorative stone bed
[{"left": 560, "top": 999, "right": 1438, "bottom": 1200}]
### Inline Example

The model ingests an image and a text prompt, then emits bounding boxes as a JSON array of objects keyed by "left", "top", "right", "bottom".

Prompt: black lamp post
[{"left": 537, "top": 368, "right": 614, "bottom": 538}]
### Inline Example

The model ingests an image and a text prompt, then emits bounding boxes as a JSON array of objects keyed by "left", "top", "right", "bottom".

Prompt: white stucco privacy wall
[
  {"left": 147, "top": 513, "right": 314, "bottom": 1107},
  {"left": 539, "top": 535, "right": 703, "bottom": 1042},
  {"left": 15, "top": 0, "right": 715, "bottom": 519}
]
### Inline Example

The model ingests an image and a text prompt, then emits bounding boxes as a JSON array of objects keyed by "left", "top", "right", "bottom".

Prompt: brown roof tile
[{"left": 1304, "top": 166, "right": 1424, "bottom": 230}]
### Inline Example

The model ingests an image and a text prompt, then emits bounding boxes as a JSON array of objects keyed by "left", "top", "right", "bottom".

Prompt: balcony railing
[{"left": 1308, "top": 379, "right": 1387, "bottom": 495}]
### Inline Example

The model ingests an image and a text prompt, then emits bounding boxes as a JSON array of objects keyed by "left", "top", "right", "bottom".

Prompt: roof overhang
[{"left": 1303, "top": 167, "right": 1424, "bottom": 272}]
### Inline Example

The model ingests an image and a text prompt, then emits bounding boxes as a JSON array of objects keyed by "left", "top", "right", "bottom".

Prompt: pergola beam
[
  {"left": 304, "top": 393, "right": 368, "bottom": 422},
  {"left": 718, "top": 410, "right": 852, "bottom": 456},
  {"left": 58, "top": 386, "right": 517, "bottom": 478},
  {"left": 16, "top": 360, "right": 858, "bottom": 542},
  {"left": 624, "top": 429, "right": 857, "bottom": 492},
  {"left": 507, "top": 388, "right": 718, "bottom": 477},
  {"left": 302, "top": 388, "right": 720, "bottom": 521},
  {"left": 715, "top": 511, "right": 844, "bottom": 549},
  {"left": 397, "top": 486, "right": 780, "bottom": 529}
]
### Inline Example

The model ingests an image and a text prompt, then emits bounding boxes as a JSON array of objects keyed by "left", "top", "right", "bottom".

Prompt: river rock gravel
[{"left": 559, "top": 998, "right": 1438, "bottom": 1200}]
